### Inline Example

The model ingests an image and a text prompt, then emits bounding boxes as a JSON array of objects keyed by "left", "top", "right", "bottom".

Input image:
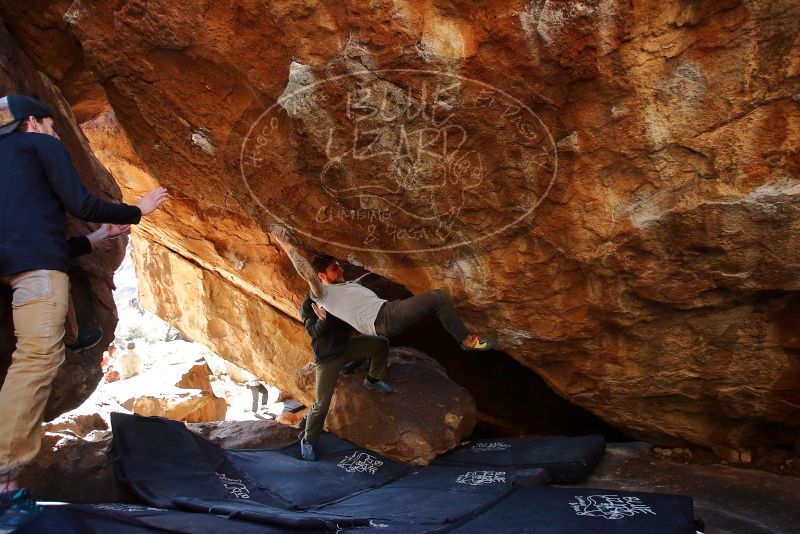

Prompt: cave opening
[{"left": 343, "top": 266, "right": 632, "bottom": 442}]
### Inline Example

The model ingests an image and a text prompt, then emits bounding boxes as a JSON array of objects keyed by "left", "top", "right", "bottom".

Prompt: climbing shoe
[
  {"left": 0, "top": 488, "right": 43, "bottom": 533},
  {"left": 300, "top": 438, "right": 316, "bottom": 461},
  {"left": 66, "top": 326, "right": 104, "bottom": 351},
  {"left": 362, "top": 377, "right": 394, "bottom": 394},
  {"left": 461, "top": 335, "right": 496, "bottom": 352}
]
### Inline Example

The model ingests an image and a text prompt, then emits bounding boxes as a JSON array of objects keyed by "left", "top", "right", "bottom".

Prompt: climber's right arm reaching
[{"left": 270, "top": 224, "right": 323, "bottom": 298}]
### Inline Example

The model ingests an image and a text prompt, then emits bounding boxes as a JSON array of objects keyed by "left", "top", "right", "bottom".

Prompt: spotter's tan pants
[{"left": 0, "top": 269, "right": 68, "bottom": 478}]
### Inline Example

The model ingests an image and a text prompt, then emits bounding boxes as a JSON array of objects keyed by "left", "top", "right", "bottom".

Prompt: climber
[
  {"left": 270, "top": 223, "right": 496, "bottom": 352},
  {"left": 297, "top": 292, "right": 392, "bottom": 461},
  {"left": 0, "top": 94, "right": 169, "bottom": 530}
]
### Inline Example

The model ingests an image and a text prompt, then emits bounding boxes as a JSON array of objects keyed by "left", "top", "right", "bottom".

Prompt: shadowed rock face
[{"left": 1, "top": 1, "right": 799, "bottom": 450}]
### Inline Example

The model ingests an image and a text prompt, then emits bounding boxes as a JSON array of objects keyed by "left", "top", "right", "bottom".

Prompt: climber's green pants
[{"left": 304, "top": 335, "right": 389, "bottom": 445}]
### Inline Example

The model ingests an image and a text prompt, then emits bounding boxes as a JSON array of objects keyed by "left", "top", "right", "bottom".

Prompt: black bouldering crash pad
[
  {"left": 434, "top": 435, "right": 606, "bottom": 483},
  {"left": 451, "top": 486, "right": 698, "bottom": 534},
  {"left": 35, "top": 413, "right": 697, "bottom": 534}
]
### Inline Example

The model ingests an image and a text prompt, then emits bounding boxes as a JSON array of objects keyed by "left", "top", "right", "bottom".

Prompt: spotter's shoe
[
  {"left": 300, "top": 438, "right": 316, "bottom": 461},
  {"left": 66, "top": 326, "right": 104, "bottom": 351},
  {"left": 461, "top": 335, "right": 496, "bottom": 352},
  {"left": 362, "top": 377, "right": 394, "bottom": 394},
  {"left": 0, "top": 489, "right": 43, "bottom": 533}
]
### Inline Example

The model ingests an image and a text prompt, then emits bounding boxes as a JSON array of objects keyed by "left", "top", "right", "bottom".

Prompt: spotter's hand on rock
[{"left": 137, "top": 187, "right": 169, "bottom": 216}]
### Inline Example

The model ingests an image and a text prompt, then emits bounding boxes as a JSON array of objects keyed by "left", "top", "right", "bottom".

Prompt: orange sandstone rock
[{"left": 0, "top": 0, "right": 797, "bottom": 451}]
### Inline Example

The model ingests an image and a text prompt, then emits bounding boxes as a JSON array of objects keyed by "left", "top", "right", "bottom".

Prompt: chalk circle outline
[{"left": 240, "top": 68, "right": 558, "bottom": 254}]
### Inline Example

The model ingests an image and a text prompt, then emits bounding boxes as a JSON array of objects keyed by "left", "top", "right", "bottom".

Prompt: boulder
[
  {"left": 119, "top": 392, "right": 227, "bottom": 423},
  {"left": 295, "top": 347, "right": 476, "bottom": 465},
  {"left": 275, "top": 405, "right": 309, "bottom": 427},
  {"left": 174, "top": 359, "right": 217, "bottom": 393},
  {"left": 43, "top": 412, "right": 108, "bottom": 438},
  {"left": 105, "top": 357, "right": 227, "bottom": 422},
  {"left": 186, "top": 420, "right": 299, "bottom": 450},
  {"left": 1, "top": 0, "right": 799, "bottom": 452},
  {"left": 17, "top": 431, "right": 131, "bottom": 504},
  {"left": 42, "top": 386, "right": 131, "bottom": 437}
]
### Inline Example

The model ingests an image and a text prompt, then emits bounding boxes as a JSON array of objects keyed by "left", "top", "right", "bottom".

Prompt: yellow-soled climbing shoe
[{"left": 461, "top": 335, "right": 497, "bottom": 352}]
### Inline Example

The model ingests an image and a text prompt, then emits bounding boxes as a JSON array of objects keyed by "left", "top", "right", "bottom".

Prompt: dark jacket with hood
[
  {"left": 299, "top": 294, "right": 354, "bottom": 364},
  {"left": 0, "top": 131, "right": 140, "bottom": 277}
]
